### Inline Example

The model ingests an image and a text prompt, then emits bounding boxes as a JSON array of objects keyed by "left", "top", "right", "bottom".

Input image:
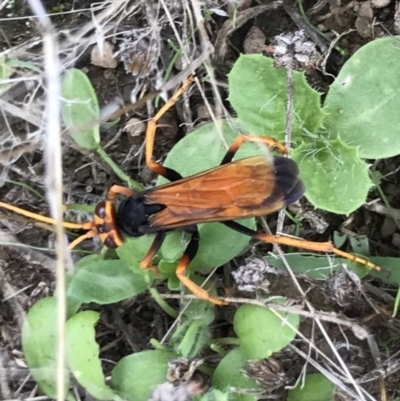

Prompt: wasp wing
[{"left": 142, "top": 156, "right": 304, "bottom": 232}]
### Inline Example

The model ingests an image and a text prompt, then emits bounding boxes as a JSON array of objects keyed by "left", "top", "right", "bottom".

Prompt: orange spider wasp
[{"left": 0, "top": 75, "right": 379, "bottom": 305}]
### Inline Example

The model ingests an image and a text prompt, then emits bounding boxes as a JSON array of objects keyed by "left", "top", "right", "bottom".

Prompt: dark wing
[{"left": 142, "top": 155, "right": 304, "bottom": 232}]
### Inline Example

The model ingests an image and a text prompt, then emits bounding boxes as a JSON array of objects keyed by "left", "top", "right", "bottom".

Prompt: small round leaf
[
  {"left": 61, "top": 68, "right": 100, "bottom": 150},
  {"left": 292, "top": 138, "right": 372, "bottom": 215},
  {"left": 234, "top": 301, "right": 300, "bottom": 359},
  {"left": 265, "top": 254, "right": 368, "bottom": 280},
  {"left": 212, "top": 348, "right": 260, "bottom": 401},
  {"left": 67, "top": 259, "right": 147, "bottom": 304},
  {"left": 116, "top": 235, "right": 157, "bottom": 273},
  {"left": 288, "top": 373, "right": 335, "bottom": 401},
  {"left": 22, "top": 297, "right": 70, "bottom": 399},
  {"left": 66, "top": 311, "right": 114, "bottom": 400},
  {"left": 324, "top": 36, "right": 400, "bottom": 159},
  {"left": 111, "top": 350, "right": 173, "bottom": 401},
  {"left": 228, "top": 54, "right": 325, "bottom": 144}
]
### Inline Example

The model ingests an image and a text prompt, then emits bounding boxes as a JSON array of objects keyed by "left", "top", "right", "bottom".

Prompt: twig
[{"left": 26, "top": 2, "right": 67, "bottom": 401}]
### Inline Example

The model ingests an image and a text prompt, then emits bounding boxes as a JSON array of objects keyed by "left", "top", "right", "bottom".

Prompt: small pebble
[
  {"left": 91, "top": 41, "right": 118, "bottom": 69},
  {"left": 371, "top": 0, "right": 391, "bottom": 8},
  {"left": 243, "top": 25, "right": 266, "bottom": 54}
]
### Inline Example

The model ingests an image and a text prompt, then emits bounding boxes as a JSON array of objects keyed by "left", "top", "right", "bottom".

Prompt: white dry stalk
[
  {"left": 160, "top": 0, "right": 231, "bottom": 149},
  {"left": 188, "top": 0, "right": 232, "bottom": 150},
  {"left": 289, "top": 345, "right": 377, "bottom": 401},
  {"left": 26, "top": 2, "right": 66, "bottom": 401},
  {"left": 260, "top": 178, "right": 370, "bottom": 399}
]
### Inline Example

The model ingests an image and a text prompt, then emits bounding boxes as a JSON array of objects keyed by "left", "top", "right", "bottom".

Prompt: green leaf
[
  {"left": 66, "top": 311, "right": 114, "bottom": 400},
  {"left": 266, "top": 254, "right": 400, "bottom": 283},
  {"left": 265, "top": 253, "right": 369, "bottom": 280},
  {"left": 288, "top": 373, "right": 335, "bottom": 401},
  {"left": 333, "top": 231, "right": 348, "bottom": 248},
  {"left": 116, "top": 235, "right": 157, "bottom": 273},
  {"left": 325, "top": 36, "right": 400, "bottom": 159},
  {"left": 167, "top": 273, "right": 180, "bottom": 290},
  {"left": 21, "top": 297, "right": 70, "bottom": 399},
  {"left": 158, "top": 259, "right": 177, "bottom": 275},
  {"left": 348, "top": 235, "right": 370, "bottom": 256},
  {"left": 292, "top": 138, "right": 372, "bottom": 214},
  {"left": 162, "top": 221, "right": 255, "bottom": 272},
  {"left": 61, "top": 68, "right": 100, "bottom": 150},
  {"left": 228, "top": 54, "right": 325, "bottom": 144},
  {"left": 369, "top": 257, "right": 400, "bottom": 284},
  {"left": 170, "top": 321, "right": 192, "bottom": 350},
  {"left": 234, "top": 300, "right": 300, "bottom": 359},
  {"left": 183, "top": 280, "right": 216, "bottom": 324},
  {"left": 199, "top": 389, "right": 230, "bottom": 401},
  {"left": 7, "top": 58, "right": 42, "bottom": 73},
  {"left": 66, "top": 255, "right": 106, "bottom": 317},
  {"left": 157, "top": 121, "right": 259, "bottom": 271},
  {"left": 176, "top": 320, "right": 211, "bottom": 359},
  {"left": 0, "top": 57, "right": 13, "bottom": 96},
  {"left": 157, "top": 121, "right": 268, "bottom": 181},
  {"left": 73, "top": 253, "right": 104, "bottom": 270},
  {"left": 67, "top": 259, "right": 147, "bottom": 304},
  {"left": 111, "top": 350, "right": 173, "bottom": 401},
  {"left": 212, "top": 348, "right": 260, "bottom": 401}
]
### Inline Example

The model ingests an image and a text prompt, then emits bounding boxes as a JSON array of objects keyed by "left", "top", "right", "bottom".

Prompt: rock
[
  {"left": 243, "top": 26, "right": 266, "bottom": 54},
  {"left": 91, "top": 41, "right": 118, "bottom": 69},
  {"left": 358, "top": 1, "right": 374, "bottom": 17},
  {"left": 124, "top": 118, "right": 145, "bottom": 144},
  {"left": 371, "top": 0, "right": 391, "bottom": 8},
  {"left": 355, "top": 16, "right": 372, "bottom": 37},
  {"left": 355, "top": 2, "right": 374, "bottom": 38}
]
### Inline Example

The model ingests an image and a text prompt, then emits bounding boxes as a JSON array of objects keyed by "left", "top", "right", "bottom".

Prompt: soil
[{"left": 1, "top": 1, "right": 400, "bottom": 400}]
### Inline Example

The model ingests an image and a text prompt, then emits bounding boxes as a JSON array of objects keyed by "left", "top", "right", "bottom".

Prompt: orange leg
[
  {"left": 68, "top": 229, "right": 97, "bottom": 250},
  {"left": 0, "top": 201, "right": 93, "bottom": 231},
  {"left": 255, "top": 233, "right": 379, "bottom": 270},
  {"left": 224, "top": 221, "right": 380, "bottom": 271},
  {"left": 145, "top": 75, "right": 195, "bottom": 181},
  {"left": 0, "top": 201, "right": 97, "bottom": 250},
  {"left": 176, "top": 255, "right": 228, "bottom": 306},
  {"left": 220, "top": 135, "right": 288, "bottom": 165},
  {"left": 107, "top": 185, "right": 135, "bottom": 199},
  {"left": 172, "top": 229, "right": 228, "bottom": 306},
  {"left": 140, "top": 232, "right": 165, "bottom": 276}
]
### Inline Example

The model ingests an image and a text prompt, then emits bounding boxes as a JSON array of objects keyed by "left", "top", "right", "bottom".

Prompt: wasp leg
[
  {"left": 224, "top": 221, "right": 380, "bottom": 271},
  {"left": 140, "top": 232, "right": 166, "bottom": 275},
  {"left": 175, "top": 229, "right": 228, "bottom": 306},
  {"left": 0, "top": 201, "right": 96, "bottom": 251},
  {"left": 145, "top": 76, "right": 195, "bottom": 182},
  {"left": 220, "top": 135, "right": 288, "bottom": 165},
  {"left": 107, "top": 185, "right": 135, "bottom": 199}
]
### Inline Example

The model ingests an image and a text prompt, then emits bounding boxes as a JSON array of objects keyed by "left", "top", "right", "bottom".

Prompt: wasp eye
[
  {"left": 96, "top": 224, "right": 106, "bottom": 234},
  {"left": 95, "top": 202, "right": 106, "bottom": 219}
]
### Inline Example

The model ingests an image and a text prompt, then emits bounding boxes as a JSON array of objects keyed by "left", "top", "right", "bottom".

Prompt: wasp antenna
[
  {"left": 68, "top": 229, "right": 97, "bottom": 250},
  {"left": 0, "top": 201, "right": 94, "bottom": 231}
]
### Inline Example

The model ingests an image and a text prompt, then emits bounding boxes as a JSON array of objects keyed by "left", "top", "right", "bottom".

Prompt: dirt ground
[{"left": 1, "top": 1, "right": 400, "bottom": 400}]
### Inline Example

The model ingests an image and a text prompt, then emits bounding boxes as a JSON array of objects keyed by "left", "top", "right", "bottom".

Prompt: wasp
[{"left": 0, "top": 75, "right": 379, "bottom": 305}]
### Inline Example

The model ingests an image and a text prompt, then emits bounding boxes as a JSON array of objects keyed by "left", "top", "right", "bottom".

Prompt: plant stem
[
  {"left": 96, "top": 146, "right": 143, "bottom": 191},
  {"left": 149, "top": 287, "right": 179, "bottom": 318},
  {"left": 5, "top": 179, "right": 46, "bottom": 201}
]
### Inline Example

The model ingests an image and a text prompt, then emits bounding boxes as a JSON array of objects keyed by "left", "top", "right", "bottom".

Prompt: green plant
[
  {"left": 20, "top": 37, "right": 400, "bottom": 400},
  {"left": 61, "top": 69, "right": 141, "bottom": 190},
  {"left": 229, "top": 37, "right": 400, "bottom": 215},
  {"left": 0, "top": 57, "right": 41, "bottom": 96},
  {"left": 287, "top": 373, "right": 336, "bottom": 401}
]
